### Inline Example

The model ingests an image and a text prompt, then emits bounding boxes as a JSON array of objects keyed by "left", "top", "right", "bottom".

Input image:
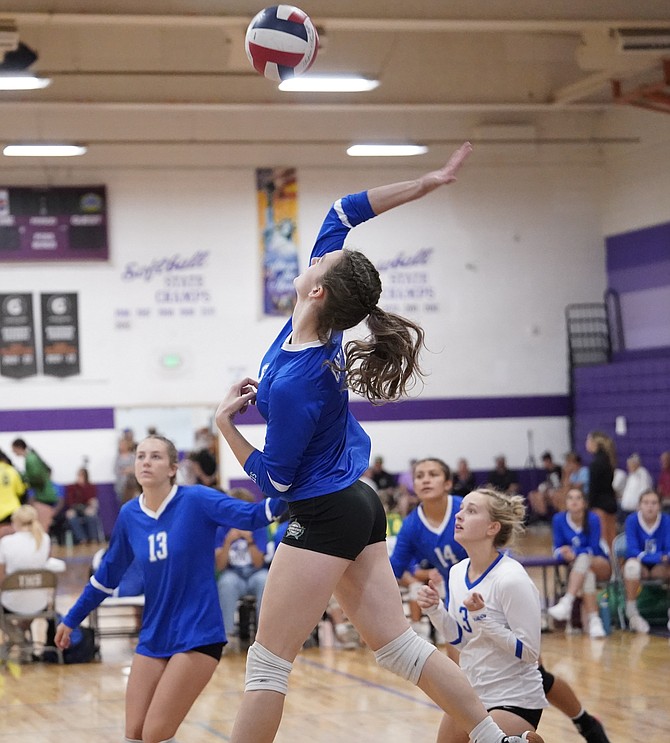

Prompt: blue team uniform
[
  {"left": 62, "top": 485, "right": 284, "bottom": 657},
  {"left": 390, "top": 497, "right": 466, "bottom": 589},
  {"left": 624, "top": 511, "right": 670, "bottom": 567},
  {"left": 551, "top": 511, "right": 609, "bottom": 560},
  {"left": 244, "top": 191, "right": 377, "bottom": 501}
]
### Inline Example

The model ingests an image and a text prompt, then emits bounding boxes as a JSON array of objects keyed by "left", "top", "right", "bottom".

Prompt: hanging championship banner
[
  {"left": 0, "top": 186, "right": 108, "bottom": 262},
  {"left": 0, "top": 293, "right": 38, "bottom": 379},
  {"left": 256, "top": 168, "right": 300, "bottom": 316},
  {"left": 40, "top": 293, "right": 80, "bottom": 377}
]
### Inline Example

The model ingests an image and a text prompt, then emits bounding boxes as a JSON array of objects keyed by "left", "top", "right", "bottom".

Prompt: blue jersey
[
  {"left": 624, "top": 511, "right": 670, "bottom": 566},
  {"left": 63, "top": 485, "right": 284, "bottom": 657},
  {"left": 551, "top": 511, "right": 608, "bottom": 560},
  {"left": 244, "top": 191, "right": 377, "bottom": 501},
  {"left": 390, "top": 497, "right": 466, "bottom": 586}
]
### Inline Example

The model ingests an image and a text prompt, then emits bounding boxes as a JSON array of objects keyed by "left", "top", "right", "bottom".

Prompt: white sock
[
  {"left": 470, "top": 715, "right": 505, "bottom": 743},
  {"left": 625, "top": 600, "right": 639, "bottom": 617}
]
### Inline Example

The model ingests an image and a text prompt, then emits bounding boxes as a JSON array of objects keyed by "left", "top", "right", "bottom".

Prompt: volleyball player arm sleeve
[
  {"left": 61, "top": 515, "right": 134, "bottom": 629},
  {"left": 200, "top": 485, "right": 286, "bottom": 528},
  {"left": 244, "top": 377, "right": 324, "bottom": 497},
  {"left": 309, "top": 191, "right": 376, "bottom": 259},
  {"left": 467, "top": 574, "right": 542, "bottom": 664}
]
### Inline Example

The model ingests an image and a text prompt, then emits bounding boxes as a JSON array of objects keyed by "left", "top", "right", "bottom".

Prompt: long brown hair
[{"left": 318, "top": 249, "right": 425, "bottom": 402}]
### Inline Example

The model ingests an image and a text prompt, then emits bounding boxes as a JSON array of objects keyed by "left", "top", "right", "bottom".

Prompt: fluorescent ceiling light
[
  {"left": 347, "top": 144, "right": 428, "bottom": 157},
  {"left": 279, "top": 76, "right": 379, "bottom": 92},
  {"left": 0, "top": 75, "right": 51, "bottom": 90},
  {"left": 3, "top": 144, "right": 87, "bottom": 157}
]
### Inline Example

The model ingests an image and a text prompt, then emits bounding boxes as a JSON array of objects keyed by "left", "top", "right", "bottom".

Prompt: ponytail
[
  {"left": 345, "top": 306, "right": 425, "bottom": 402},
  {"left": 319, "top": 249, "right": 426, "bottom": 403}
]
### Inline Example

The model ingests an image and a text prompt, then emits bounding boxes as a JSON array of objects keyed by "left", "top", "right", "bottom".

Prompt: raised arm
[{"left": 366, "top": 142, "right": 472, "bottom": 216}]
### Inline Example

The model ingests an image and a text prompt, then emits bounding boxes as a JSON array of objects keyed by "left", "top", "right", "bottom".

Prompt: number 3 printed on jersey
[{"left": 149, "top": 531, "right": 168, "bottom": 562}]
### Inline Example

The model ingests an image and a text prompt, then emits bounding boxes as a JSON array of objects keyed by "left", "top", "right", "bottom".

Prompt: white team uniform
[{"left": 427, "top": 552, "right": 547, "bottom": 710}]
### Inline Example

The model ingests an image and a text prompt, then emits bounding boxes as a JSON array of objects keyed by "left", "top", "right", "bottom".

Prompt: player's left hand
[{"left": 216, "top": 377, "right": 258, "bottom": 426}]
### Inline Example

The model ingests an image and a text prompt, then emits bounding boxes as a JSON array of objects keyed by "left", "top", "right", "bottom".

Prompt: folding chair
[{"left": 0, "top": 569, "right": 64, "bottom": 664}]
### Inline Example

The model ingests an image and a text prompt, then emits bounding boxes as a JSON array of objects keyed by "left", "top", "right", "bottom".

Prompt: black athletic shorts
[
  {"left": 189, "top": 642, "right": 224, "bottom": 661},
  {"left": 281, "top": 480, "right": 387, "bottom": 561},
  {"left": 487, "top": 705, "right": 543, "bottom": 729}
]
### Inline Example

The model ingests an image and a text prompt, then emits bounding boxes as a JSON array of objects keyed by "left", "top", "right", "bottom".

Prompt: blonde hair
[
  {"left": 476, "top": 487, "right": 526, "bottom": 548},
  {"left": 11, "top": 505, "right": 45, "bottom": 550},
  {"left": 588, "top": 430, "right": 617, "bottom": 469}
]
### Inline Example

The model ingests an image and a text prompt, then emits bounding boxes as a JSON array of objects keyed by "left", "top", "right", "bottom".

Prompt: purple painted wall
[{"left": 573, "top": 350, "right": 670, "bottom": 482}]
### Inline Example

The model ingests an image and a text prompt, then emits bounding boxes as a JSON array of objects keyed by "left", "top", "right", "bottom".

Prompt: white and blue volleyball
[{"left": 245, "top": 5, "right": 319, "bottom": 82}]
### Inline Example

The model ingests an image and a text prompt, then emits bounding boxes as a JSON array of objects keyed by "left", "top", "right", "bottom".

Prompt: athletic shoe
[
  {"left": 575, "top": 714, "right": 611, "bottom": 743},
  {"left": 588, "top": 614, "right": 606, "bottom": 638},
  {"left": 628, "top": 613, "right": 650, "bottom": 634},
  {"left": 548, "top": 595, "right": 573, "bottom": 622},
  {"left": 502, "top": 733, "right": 544, "bottom": 743}
]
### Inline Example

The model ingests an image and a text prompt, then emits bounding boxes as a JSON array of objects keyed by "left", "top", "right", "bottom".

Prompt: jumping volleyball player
[
  {"left": 216, "top": 142, "right": 542, "bottom": 743},
  {"left": 55, "top": 435, "right": 286, "bottom": 743}
]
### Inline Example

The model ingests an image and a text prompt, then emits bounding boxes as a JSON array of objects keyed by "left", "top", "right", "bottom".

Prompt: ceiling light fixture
[
  {"left": 279, "top": 76, "right": 379, "bottom": 92},
  {"left": 3, "top": 143, "right": 87, "bottom": 157},
  {"left": 0, "top": 74, "right": 51, "bottom": 90},
  {"left": 347, "top": 144, "right": 428, "bottom": 157}
]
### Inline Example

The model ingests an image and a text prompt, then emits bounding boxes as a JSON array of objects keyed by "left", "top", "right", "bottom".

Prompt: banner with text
[
  {"left": 0, "top": 293, "right": 38, "bottom": 379},
  {"left": 40, "top": 293, "right": 80, "bottom": 377},
  {"left": 256, "top": 168, "right": 300, "bottom": 316},
  {"left": 0, "top": 186, "right": 108, "bottom": 262}
]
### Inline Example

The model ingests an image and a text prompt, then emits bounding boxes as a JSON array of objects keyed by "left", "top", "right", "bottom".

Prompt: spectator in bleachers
[
  {"left": 622, "top": 489, "right": 670, "bottom": 633},
  {"left": 0, "top": 449, "right": 26, "bottom": 538},
  {"left": 192, "top": 428, "right": 220, "bottom": 489},
  {"left": 619, "top": 453, "right": 653, "bottom": 523},
  {"left": 215, "top": 488, "right": 270, "bottom": 652},
  {"left": 585, "top": 431, "right": 618, "bottom": 553},
  {"left": 527, "top": 451, "right": 563, "bottom": 524},
  {"left": 114, "top": 437, "right": 139, "bottom": 504},
  {"left": 369, "top": 455, "right": 397, "bottom": 511},
  {"left": 10, "top": 438, "right": 59, "bottom": 533},
  {"left": 657, "top": 451, "right": 670, "bottom": 512},
  {"left": 59, "top": 467, "right": 102, "bottom": 545},
  {"left": 395, "top": 458, "right": 418, "bottom": 517},
  {"left": 548, "top": 488, "right": 611, "bottom": 638},
  {"left": 452, "top": 457, "right": 476, "bottom": 497},
  {"left": 486, "top": 454, "right": 519, "bottom": 495}
]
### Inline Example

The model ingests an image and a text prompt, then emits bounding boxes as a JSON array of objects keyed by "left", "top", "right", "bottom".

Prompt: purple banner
[
  {"left": 0, "top": 293, "right": 37, "bottom": 379},
  {"left": 40, "top": 293, "right": 80, "bottom": 378},
  {"left": 0, "top": 186, "right": 108, "bottom": 262}
]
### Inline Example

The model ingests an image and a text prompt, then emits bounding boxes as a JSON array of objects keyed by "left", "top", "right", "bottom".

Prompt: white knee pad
[
  {"left": 572, "top": 552, "right": 591, "bottom": 574},
  {"left": 624, "top": 558, "right": 642, "bottom": 581},
  {"left": 374, "top": 627, "right": 436, "bottom": 685},
  {"left": 245, "top": 641, "right": 293, "bottom": 695},
  {"left": 583, "top": 569, "right": 596, "bottom": 593}
]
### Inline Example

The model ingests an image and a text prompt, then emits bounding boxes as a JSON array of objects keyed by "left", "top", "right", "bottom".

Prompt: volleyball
[{"left": 245, "top": 5, "right": 319, "bottom": 82}]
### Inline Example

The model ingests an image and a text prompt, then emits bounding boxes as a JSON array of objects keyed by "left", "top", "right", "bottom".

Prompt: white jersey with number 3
[{"left": 447, "top": 552, "right": 547, "bottom": 709}]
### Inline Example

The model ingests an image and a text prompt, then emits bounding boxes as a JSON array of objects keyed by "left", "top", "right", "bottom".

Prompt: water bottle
[{"left": 599, "top": 591, "right": 612, "bottom": 635}]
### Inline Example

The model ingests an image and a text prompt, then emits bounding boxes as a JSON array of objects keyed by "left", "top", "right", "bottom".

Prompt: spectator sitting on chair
[
  {"left": 486, "top": 455, "right": 519, "bottom": 495},
  {"left": 452, "top": 457, "right": 476, "bottom": 497},
  {"left": 548, "top": 488, "right": 611, "bottom": 638},
  {"left": 59, "top": 468, "right": 101, "bottom": 545},
  {"left": 622, "top": 489, "right": 670, "bottom": 634},
  {"left": 215, "top": 488, "right": 270, "bottom": 651},
  {"left": 0, "top": 505, "right": 51, "bottom": 654},
  {"left": 0, "top": 449, "right": 26, "bottom": 538},
  {"left": 619, "top": 454, "right": 653, "bottom": 523},
  {"left": 552, "top": 452, "right": 589, "bottom": 513},
  {"left": 527, "top": 451, "right": 563, "bottom": 523}
]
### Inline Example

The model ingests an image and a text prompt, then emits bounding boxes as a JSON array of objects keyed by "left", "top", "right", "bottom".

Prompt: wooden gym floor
[{"left": 1, "top": 533, "right": 667, "bottom": 743}]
